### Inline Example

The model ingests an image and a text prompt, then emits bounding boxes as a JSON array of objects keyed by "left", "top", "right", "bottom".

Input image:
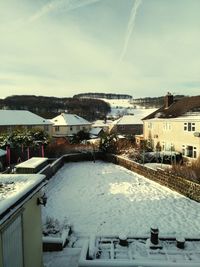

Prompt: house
[
  {"left": 110, "top": 109, "right": 156, "bottom": 136},
  {"left": 92, "top": 119, "right": 113, "bottom": 133},
  {"left": 51, "top": 113, "right": 91, "bottom": 137},
  {"left": 0, "top": 110, "right": 52, "bottom": 136},
  {"left": 89, "top": 127, "right": 104, "bottom": 139},
  {"left": 0, "top": 173, "right": 47, "bottom": 267},
  {"left": 143, "top": 93, "right": 200, "bottom": 160}
]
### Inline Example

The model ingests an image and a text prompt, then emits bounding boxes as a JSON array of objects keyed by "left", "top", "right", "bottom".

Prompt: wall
[
  {"left": 0, "top": 192, "right": 43, "bottom": 267},
  {"left": 52, "top": 125, "right": 91, "bottom": 137},
  {"left": 23, "top": 191, "right": 43, "bottom": 267},
  {"left": 110, "top": 124, "right": 142, "bottom": 135},
  {"left": 40, "top": 152, "right": 99, "bottom": 179},
  {"left": 0, "top": 125, "right": 52, "bottom": 137},
  {"left": 104, "top": 154, "right": 200, "bottom": 202}
]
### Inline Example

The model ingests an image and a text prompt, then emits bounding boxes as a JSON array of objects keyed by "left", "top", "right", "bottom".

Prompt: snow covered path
[{"left": 42, "top": 161, "right": 200, "bottom": 237}]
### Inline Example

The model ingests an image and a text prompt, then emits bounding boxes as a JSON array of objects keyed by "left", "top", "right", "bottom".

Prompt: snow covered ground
[{"left": 42, "top": 161, "right": 200, "bottom": 238}]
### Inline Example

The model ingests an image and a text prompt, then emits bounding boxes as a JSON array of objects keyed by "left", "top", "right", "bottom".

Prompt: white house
[
  {"left": 143, "top": 94, "right": 200, "bottom": 160},
  {"left": 0, "top": 110, "right": 52, "bottom": 136},
  {"left": 51, "top": 113, "right": 91, "bottom": 137}
]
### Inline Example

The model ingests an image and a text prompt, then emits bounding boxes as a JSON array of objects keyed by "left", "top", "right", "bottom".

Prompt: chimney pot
[{"left": 164, "top": 92, "right": 173, "bottom": 108}]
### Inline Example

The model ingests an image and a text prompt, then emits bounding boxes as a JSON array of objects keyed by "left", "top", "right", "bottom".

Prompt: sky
[{"left": 0, "top": 0, "right": 200, "bottom": 99}]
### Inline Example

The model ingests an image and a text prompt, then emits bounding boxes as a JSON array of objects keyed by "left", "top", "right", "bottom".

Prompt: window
[
  {"left": 44, "top": 125, "right": 49, "bottom": 131},
  {"left": 184, "top": 123, "right": 187, "bottom": 131},
  {"left": 55, "top": 126, "right": 60, "bottom": 132},
  {"left": 185, "top": 145, "right": 197, "bottom": 158},
  {"left": 163, "top": 122, "right": 171, "bottom": 130},
  {"left": 70, "top": 126, "right": 73, "bottom": 131},
  {"left": 194, "top": 147, "right": 197, "bottom": 158},
  {"left": 184, "top": 122, "right": 195, "bottom": 132},
  {"left": 182, "top": 145, "right": 185, "bottom": 156}
]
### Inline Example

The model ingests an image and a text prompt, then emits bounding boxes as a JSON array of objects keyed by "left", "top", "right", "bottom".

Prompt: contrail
[
  {"left": 119, "top": 0, "right": 142, "bottom": 63},
  {"left": 29, "top": 0, "right": 100, "bottom": 22},
  {"left": 62, "top": 0, "right": 100, "bottom": 13},
  {"left": 29, "top": 0, "right": 64, "bottom": 22}
]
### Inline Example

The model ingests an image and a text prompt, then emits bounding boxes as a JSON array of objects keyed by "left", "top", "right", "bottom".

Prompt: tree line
[{"left": 0, "top": 95, "right": 111, "bottom": 121}]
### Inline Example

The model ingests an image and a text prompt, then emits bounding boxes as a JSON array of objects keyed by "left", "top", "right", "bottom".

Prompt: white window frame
[
  {"left": 184, "top": 122, "right": 196, "bottom": 132},
  {"left": 148, "top": 122, "right": 153, "bottom": 129},
  {"left": 55, "top": 126, "right": 60, "bottom": 132}
]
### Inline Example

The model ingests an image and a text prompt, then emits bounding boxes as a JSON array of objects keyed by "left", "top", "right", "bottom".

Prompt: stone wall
[
  {"left": 104, "top": 154, "right": 200, "bottom": 202},
  {"left": 40, "top": 152, "right": 102, "bottom": 179}
]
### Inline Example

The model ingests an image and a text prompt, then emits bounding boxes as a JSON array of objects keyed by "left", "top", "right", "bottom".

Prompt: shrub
[{"left": 169, "top": 157, "right": 200, "bottom": 183}]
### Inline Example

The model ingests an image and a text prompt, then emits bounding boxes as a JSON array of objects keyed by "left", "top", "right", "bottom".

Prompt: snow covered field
[{"left": 42, "top": 161, "right": 200, "bottom": 238}]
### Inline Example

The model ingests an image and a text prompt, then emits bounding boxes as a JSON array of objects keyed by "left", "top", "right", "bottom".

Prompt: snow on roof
[
  {"left": 16, "top": 157, "right": 48, "bottom": 169},
  {"left": 51, "top": 113, "right": 91, "bottom": 126},
  {"left": 89, "top": 127, "right": 103, "bottom": 136},
  {"left": 0, "top": 110, "right": 52, "bottom": 126},
  {"left": 92, "top": 120, "right": 112, "bottom": 128},
  {"left": 113, "top": 109, "right": 156, "bottom": 125},
  {"left": 0, "top": 149, "right": 6, "bottom": 157},
  {"left": 0, "top": 173, "right": 46, "bottom": 216}
]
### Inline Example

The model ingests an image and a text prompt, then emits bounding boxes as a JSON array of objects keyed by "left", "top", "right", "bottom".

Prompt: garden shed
[{"left": 0, "top": 173, "right": 47, "bottom": 267}]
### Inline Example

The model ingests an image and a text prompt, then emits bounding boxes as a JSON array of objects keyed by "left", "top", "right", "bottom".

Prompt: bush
[{"left": 169, "top": 157, "right": 200, "bottom": 183}]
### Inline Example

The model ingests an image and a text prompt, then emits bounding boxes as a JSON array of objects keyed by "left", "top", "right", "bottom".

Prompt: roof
[
  {"left": 0, "top": 110, "right": 52, "bottom": 126},
  {"left": 143, "top": 95, "right": 200, "bottom": 120},
  {"left": 0, "top": 174, "right": 46, "bottom": 220},
  {"left": 113, "top": 109, "right": 156, "bottom": 125},
  {"left": 51, "top": 113, "right": 91, "bottom": 126},
  {"left": 15, "top": 157, "right": 48, "bottom": 169},
  {"left": 92, "top": 120, "right": 112, "bottom": 128},
  {"left": 89, "top": 127, "right": 103, "bottom": 136}
]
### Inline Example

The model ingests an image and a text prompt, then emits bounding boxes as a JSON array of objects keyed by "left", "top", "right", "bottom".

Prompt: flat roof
[
  {"left": 16, "top": 157, "right": 48, "bottom": 169},
  {"left": 0, "top": 174, "right": 46, "bottom": 218}
]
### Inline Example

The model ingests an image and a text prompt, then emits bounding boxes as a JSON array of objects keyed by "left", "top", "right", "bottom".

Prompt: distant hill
[
  {"left": 73, "top": 92, "right": 132, "bottom": 99},
  {"left": 0, "top": 95, "right": 111, "bottom": 121}
]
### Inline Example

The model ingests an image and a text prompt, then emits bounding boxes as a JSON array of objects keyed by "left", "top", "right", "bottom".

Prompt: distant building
[
  {"left": 51, "top": 113, "right": 91, "bottom": 137},
  {"left": 0, "top": 110, "right": 52, "bottom": 136},
  {"left": 0, "top": 173, "right": 47, "bottom": 267},
  {"left": 89, "top": 127, "right": 104, "bottom": 139},
  {"left": 92, "top": 119, "right": 112, "bottom": 133},
  {"left": 143, "top": 93, "right": 200, "bottom": 160},
  {"left": 110, "top": 109, "right": 156, "bottom": 136}
]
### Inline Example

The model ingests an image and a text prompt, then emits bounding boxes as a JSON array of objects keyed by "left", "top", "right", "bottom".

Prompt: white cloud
[{"left": 0, "top": 0, "right": 200, "bottom": 99}]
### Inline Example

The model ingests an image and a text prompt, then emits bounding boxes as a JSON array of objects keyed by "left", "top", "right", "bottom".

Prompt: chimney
[{"left": 164, "top": 92, "right": 173, "bottom": 108}]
